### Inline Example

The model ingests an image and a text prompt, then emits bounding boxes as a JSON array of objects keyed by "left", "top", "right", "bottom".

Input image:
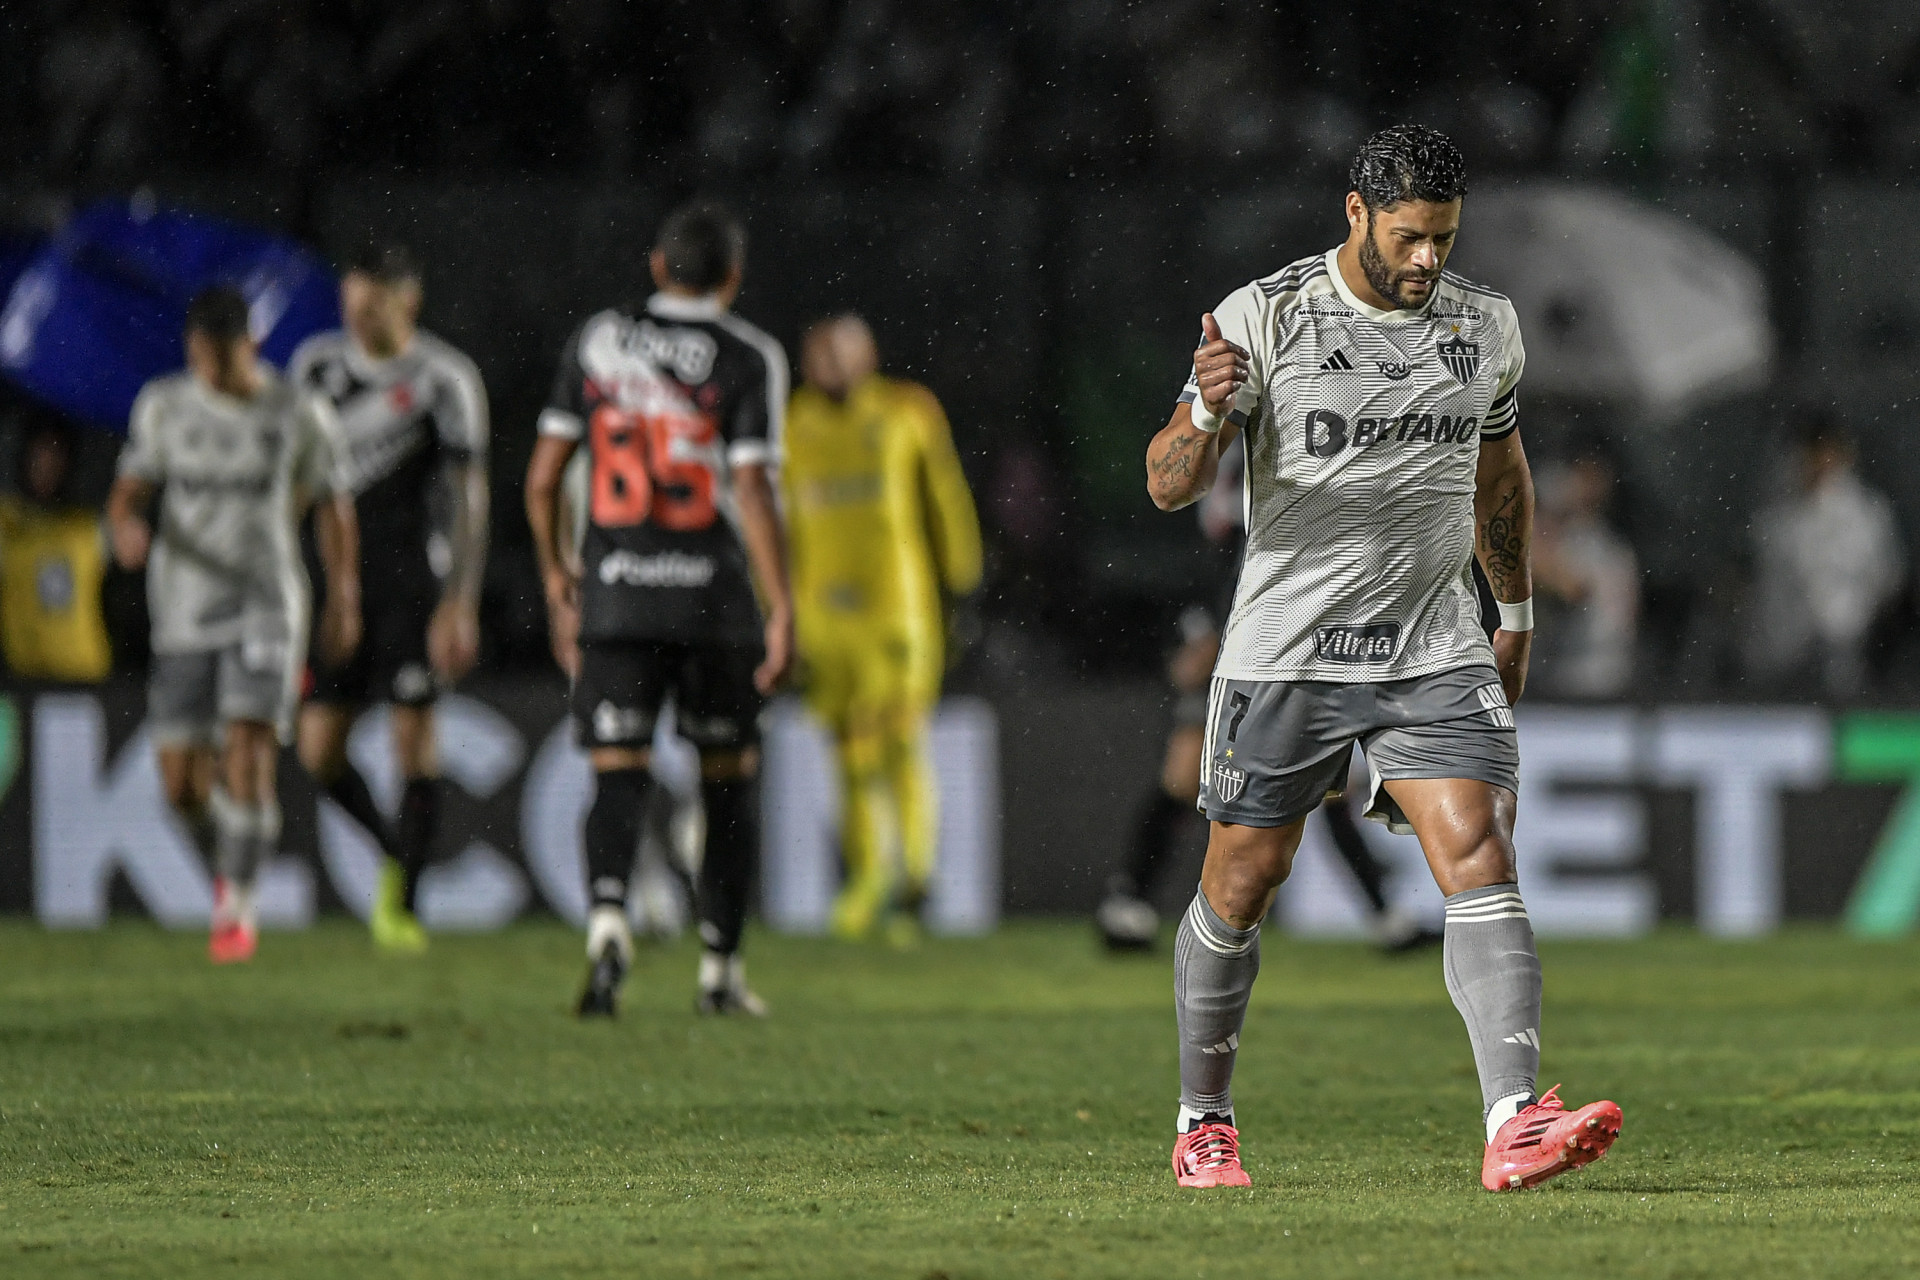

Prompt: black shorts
[
  {"left": 572, "top": 640, "right": 763, "bottom": 752},
  {"left": 307, "top": 590, "right": 438, "bottom": 708}
]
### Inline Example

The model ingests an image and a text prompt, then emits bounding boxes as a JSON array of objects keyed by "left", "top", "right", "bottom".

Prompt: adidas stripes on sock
[
  {"left": 1173, "top": 890, "right": 1262, "bottom": 1121},
  {"left": 209, "top": 790, "right": 277, "bottom": 912},
  {"left": 1442, "top": 882, "right": 1542, "bottom": 1137}
]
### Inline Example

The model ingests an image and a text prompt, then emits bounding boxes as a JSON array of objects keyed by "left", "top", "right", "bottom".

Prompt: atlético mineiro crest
[
  {"left": 1437, "top": 334, "right": 1480, "bottom": 385},
  {"left": 1213, "top": 760, "right": 1247, "bottom": 804}
]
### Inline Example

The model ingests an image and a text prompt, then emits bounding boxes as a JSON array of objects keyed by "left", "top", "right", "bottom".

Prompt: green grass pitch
[{"left": 4, "top": 921, "right": 1919, "bottom": 1278}]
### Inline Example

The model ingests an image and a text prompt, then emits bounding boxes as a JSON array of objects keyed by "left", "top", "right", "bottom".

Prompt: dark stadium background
[{"left": 4, "top": 0, "right": 1920, "bottom": 922}]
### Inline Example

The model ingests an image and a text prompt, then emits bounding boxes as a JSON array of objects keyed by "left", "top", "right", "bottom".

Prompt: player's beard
[{"left": 1359, "top": 215, "right": 1437, "bottom": 310}]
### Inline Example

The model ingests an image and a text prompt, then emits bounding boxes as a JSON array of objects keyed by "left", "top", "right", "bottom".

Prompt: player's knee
[
  {"left": 1207, "top": 821, "right": 1302, "bottom": 900},
  {"left": 1436, "top": 830, "right": 1517, "bottom": 890},
  {"left": 296, "top": 737, "right": 339, "bottom": 782},
  {"left": 159, "top": 764, "right": 200, "bottom": 814},
  {"left": 835, "top": 729, "right": 883, "bottom": 782},
  {"left": 390, "top": 704, "right": 437, "bottom": 778},
  {"left": 296, "top": 715, "right": 347, "bottom": 781},
  {"left": 588, "top": 745, "right": 652, "bottom": 773}
]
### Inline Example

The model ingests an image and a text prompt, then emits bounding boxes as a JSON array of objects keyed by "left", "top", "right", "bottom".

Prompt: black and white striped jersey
[
  {"left": 287, "top": 329, "right": 488, "bottom": 589},
  {"left": 1176, "top": 248, "right": 1525, "bottom": 683}
]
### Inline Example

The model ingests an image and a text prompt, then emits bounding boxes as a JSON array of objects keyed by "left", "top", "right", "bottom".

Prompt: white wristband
[
  {"left": 1188, "top": 397, "right": 1224, "bottom": 434},
  {"left": 1496, "top": 598, "right": 1534, "bottom": 633}
]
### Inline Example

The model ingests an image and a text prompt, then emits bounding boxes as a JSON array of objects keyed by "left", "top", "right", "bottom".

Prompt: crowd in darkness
[
  {"left": 6, "top": 1, "right": 1920, "bottom": 700},
  {"left": 9, "top": 1, "right": 1920, "bottom": 185}
]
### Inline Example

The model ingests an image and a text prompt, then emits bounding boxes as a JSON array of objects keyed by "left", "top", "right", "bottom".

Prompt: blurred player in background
[
  {"left": 526, "top": 200, "right": 792, "bottom": 1017},
  {"left": 1097, "top": 437, "right": 1438, "bottom": 953},
  {"left": 289, "top": 246, "right": 490, "bottom": 954},
  {"left": 1144, "top": 126, "right": 1619, "bottom": 1192},
  {"left": 0, "top": 419, "right": 113, "bottom": 683},
  {"left": 107, "top": 286, "right": 360, "bottom": 964},
  {"left": 784, "top": 315, "right": 982, "bottom": 942},
  {"left": 558, "top": 447, "right": 706, "bottom": 939}
]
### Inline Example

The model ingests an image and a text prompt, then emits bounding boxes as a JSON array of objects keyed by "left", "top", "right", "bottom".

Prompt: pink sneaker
[
  {"left": 208, "top": 878, "right": 257, "bottom": 964},
  {"left": 209, "top": 919, "right": 257, "bottom": 964},
  {"left": 1172, "top": 1122, "right": 1252, "bottom": 1188},
  {"left": 1481, "top": 1085, "right": 1622, "bottom": 1191}
]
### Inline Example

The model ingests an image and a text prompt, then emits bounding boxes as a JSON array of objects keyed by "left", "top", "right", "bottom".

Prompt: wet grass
[{"left": 3, "top": 920, "right": 1919, "bottom": 1278}]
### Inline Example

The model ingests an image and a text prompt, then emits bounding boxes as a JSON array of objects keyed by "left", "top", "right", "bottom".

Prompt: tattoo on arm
[
  {"left": 1150, "top": 427, "right": 1209, "bottom": 494},
  {"left": 1477, "top": 479, "right": 1532, "bottom": 602}
]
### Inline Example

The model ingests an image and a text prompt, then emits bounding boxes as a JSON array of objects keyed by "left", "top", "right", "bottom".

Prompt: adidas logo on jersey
[{"left": 1317, "top": 349, "right": 1355, "bottom": 371}]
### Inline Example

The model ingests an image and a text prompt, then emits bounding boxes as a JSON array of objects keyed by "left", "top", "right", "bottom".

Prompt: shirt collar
[
  {"left": 1324, "top": 247, "right": 1436, "bottom": 324},
  {"left": 647, "top": 292, "right": 726, "bottom": 321},
  {"left": 341, "top": 333, "right": 414, "bottom": 379}
]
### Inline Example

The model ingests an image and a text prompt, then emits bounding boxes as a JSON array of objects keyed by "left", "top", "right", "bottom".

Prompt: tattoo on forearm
[
  {"left": 1478, "top": 481, "right": 1531, "bottom": 601},
  {"left": 1151, "top": 428, "right": 1208, "bottom": 492}
]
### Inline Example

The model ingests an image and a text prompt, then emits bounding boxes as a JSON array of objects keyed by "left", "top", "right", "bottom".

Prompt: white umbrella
[{"left": 1447, "top": 184, "right": 1774, "bottom": 419}]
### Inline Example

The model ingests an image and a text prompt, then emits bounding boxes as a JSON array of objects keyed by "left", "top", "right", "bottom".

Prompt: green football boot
[{"left": 370, "top": 859, "right": 428, "bottom": 954}]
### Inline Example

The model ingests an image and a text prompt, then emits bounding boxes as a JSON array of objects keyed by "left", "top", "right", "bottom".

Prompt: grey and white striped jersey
[
  {"left": 1177, "top": 248, "right": 1524, "bottom": 683},
  {"left": 119, "top": 370, "right": 344, "bottom": 657}
]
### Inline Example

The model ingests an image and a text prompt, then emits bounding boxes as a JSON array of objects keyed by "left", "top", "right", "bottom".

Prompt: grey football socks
[
  {"left": 208, "top": 789, "right": 279, "bottom": 927},
  {"left": 1174, "top": 890, "right": 1262, "bottom": 1127},
  {"left": 1442, "top": 883, "right": 1542, "bottom": 1140},
  {"left": 209, "top": 788, "right": 260, "bottom": 888}
]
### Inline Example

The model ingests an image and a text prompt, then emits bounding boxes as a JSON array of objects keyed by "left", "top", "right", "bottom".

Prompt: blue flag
[{"left": 0, "top": 200, "right": 338, "bottom": 433}]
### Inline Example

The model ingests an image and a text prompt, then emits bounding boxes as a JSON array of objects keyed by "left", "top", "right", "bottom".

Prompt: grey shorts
[
  {"left": 148, "top": 644, "right": 301, "bottom": 747},
  {"left": 1199, "top": 663, "right": 1518, "bottom": 833}
]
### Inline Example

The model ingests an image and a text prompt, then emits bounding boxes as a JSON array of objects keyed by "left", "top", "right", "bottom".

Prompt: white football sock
[
  {"left": 585, "top": 904, "right": 632, "bottom": 964},
  {"left": 1485, "top": 1090, "right": 1534, "bottom": 1143},
  {"left": 1176, "top": 1103, "right": 1234, "bottom": 1134}
]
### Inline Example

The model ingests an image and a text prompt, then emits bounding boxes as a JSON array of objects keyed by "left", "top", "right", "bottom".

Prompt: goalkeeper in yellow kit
[{"left": 785, "top": 316, "right": 983, "bottom": 940}]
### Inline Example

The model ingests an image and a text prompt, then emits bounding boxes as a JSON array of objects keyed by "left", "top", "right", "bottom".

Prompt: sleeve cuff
[
  {"left": 728, "top": 439, "right": 776, "bottom": 468},
  {"left": 1180, "top": 396, "right": 1250, "bottom": 432},
  {"left": 537, "top": 408, "right": 584, "bottom": 440},
  {"left": 1480, "top": 390, "right": 1518, "bottom": 440}
]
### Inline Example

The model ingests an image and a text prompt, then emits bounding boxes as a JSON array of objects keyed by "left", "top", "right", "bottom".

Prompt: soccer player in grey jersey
[
  {"left": 288, "top": 246, "right": 490, "bottom": 954},
  {"left": 1145, "top": 126, "right": 1621, "bottom": 1192},
  {"left": 107, "top": 286, "right": 361, "bottom": 964}
]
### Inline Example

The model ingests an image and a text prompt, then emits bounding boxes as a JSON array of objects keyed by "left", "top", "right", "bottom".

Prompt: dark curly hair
[{"left": 1349, "top": 124, "right": 1468, "bottom": 211}]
